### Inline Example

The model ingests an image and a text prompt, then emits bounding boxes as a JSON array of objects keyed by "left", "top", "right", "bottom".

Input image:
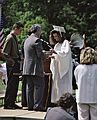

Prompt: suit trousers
[
  {"left": 21, "top": 76, "right": 27, "bottom": 107},
  {"left": 4, "top": 61, "right": 20, "bottom": 107},
  {"left": 77, "top": 103, "right": 97, "bottom": 120},
  {"left": 26, "top": 75, "right": 45, "bottom": 110}
]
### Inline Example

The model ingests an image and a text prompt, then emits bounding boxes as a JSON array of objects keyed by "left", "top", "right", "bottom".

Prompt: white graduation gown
[{"left": 50, "top": 40, "right": 73, "bottom": 103}]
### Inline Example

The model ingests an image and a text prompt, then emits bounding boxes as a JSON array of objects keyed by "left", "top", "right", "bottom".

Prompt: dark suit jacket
[
  {"left": 2, "top": 33, "right": 21, "bottom": 74},
  {"left": 44, "top": 107, "right": 75, "bottom": 120},
  {"left": 3, "top": 33, "right": 20, "bottom": 59},
  {"left": 23, "top": 33, "right": 44, "bottom": 77}
]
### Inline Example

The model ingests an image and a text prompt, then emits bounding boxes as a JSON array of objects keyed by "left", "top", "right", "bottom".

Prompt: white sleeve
[{"left": 53, "top": 40, "right": 72, "bottom": 79}]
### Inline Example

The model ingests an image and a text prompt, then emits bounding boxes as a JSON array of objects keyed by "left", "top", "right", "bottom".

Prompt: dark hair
[
  {"left": 12, "top": 22, "right": 23, "bottom": 30},
  {"left": 57, "top": 93, "right": 78, "bottom": 119},
  {"left": 50, "top": 30, "right": 65, "bottom": 43},
  {"left": 57, "top": 93, "right": 76, "bottom": 110}
]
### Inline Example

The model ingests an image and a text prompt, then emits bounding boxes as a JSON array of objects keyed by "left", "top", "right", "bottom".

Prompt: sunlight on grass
[{"left": 0, "top": 80, "right": 6, "bottom": 93}]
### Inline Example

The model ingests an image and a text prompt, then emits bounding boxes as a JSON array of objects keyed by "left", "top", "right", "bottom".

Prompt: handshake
[{"left": 43, "top": 49, "right": 57, "bottom": 59}]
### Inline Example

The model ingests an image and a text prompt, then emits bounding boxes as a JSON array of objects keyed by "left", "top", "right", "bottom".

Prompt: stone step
[{"left": 0, "top": 107, "right": 46, "bottom": 120}]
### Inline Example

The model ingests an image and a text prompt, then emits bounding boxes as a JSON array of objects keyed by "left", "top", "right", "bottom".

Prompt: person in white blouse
[
  {"left": 49, "top": 26, "right": 73, "bottom": 103},
  {"left": 74, "top": 47, "right": 97, "bottom": 120}
]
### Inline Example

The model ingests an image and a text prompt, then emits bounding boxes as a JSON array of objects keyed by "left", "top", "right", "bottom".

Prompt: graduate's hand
[
  {"left": 48, "top": 55, "right": 55, "bottom": 59},
  {"left": 50, "top": 49, "right": 57, "bottom": 54}
]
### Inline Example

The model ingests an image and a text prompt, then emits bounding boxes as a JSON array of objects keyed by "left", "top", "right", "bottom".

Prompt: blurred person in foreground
[
  {"left": 2, "top": 22, "right": 23, "bottom": 109},
  {"left": 74, "top": 47, "right": 97, "bottom": 120},
  {"left": 23, "top": 24, "right": 45, "bottom": 111},
  {"left": 44, "top": 92, "right": 77, "bottom": 120},
  {"left": 49, "top": 25, "right": 73, "bottom": 104},
  {"left": 0, "top": 48, "right": 7, "bottom": 84}
]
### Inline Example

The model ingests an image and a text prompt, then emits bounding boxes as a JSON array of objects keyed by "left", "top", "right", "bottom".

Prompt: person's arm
[
  {"left": 3, "top": 37, "right": 12, "bottom": 56},
  {"left": 2, "top": 37, "right": 15, "bottom": 66},
  {"left": 58, "top": 40, "right": 70, "bottom": 55},
  {"left": 74, "top": 65, "right": 79, "bottom": 85},
  {"left": 34, "top": 39, "right": 44, "bottom": 58}
]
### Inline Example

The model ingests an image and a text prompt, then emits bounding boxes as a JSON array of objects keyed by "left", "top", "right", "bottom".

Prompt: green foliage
[
  {"left": 2, "top": 0, "right": 97, "bottom": 48},
  {"left": 0, "top": 81, "right": 6, "bottom": 93},
  {"left": 18, "top": 16, "right": 50, "bottom": 43}
]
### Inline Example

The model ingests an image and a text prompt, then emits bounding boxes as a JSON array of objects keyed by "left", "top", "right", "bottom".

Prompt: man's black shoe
[
  {"left": 28, "top": 108, "right": 33, "bottom": 111},
  {"left": 14, "top": 104, "right": 22, "bottom": 109}
]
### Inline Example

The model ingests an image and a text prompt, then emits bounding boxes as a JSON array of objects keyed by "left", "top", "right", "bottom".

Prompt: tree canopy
[{"left": 2, "top": 0, "right": 97, "bottom": 48}]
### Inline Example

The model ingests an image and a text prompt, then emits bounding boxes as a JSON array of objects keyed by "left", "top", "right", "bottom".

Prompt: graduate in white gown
[{"left": 49, "top": 26, "right": 73, "bottom": 103}]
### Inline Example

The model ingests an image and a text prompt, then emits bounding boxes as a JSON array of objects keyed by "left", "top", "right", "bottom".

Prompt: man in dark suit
[
  {"left": 23, "top": 24, "right": 45, "bottom": 111},
  {"left": 2, "top": 22, "right": 23, "bottom": 109}
]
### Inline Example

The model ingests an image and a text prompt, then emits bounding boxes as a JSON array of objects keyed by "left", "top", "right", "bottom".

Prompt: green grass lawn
[
  {"left": 0, "top": 79, "right": 22, "bottom": 93},
  {"left": 0, "top": 80, "right": 6, "bottom": 93},
  {"left": 0, "top": 79, "right": 22, "bottom": 106}
]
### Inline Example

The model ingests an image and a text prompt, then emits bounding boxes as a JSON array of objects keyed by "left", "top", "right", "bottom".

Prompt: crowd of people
[{"left": 0, "top": 21, "right": 97, "bottom": 120}]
